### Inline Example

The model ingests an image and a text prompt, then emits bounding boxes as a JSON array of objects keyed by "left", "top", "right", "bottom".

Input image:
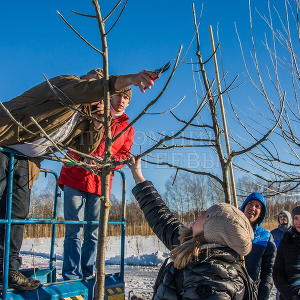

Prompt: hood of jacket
[
  {"left": 240, "top": 192, "right": 266, "bottom": 228},
  {"left": 277, "top": 210, "right": 293, "bottom": 229}
]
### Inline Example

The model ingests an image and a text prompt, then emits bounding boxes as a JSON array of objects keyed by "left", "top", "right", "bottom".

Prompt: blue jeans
[{"left": 62, "top": 186, "right": 100, "bottom": 280}]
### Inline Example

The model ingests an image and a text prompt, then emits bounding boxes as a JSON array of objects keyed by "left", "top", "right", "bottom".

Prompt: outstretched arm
[
  {"left": 128, "top": 157, "right": 183, "bottom": 250},
  {"left": 114, "top": 70, "right": 155, "bottom": 93},
  {"left": 50, "top": 70, "right": 156, "bottom": 105}
]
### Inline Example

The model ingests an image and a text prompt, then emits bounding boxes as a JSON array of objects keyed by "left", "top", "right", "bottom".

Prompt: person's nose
[{"left": 249, "top": 205, "right": 256, "bottom": 211}]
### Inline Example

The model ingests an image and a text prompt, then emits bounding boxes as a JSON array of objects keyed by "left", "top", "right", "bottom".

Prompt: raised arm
[{"left": 129, "top": 157, "right": 184, "bottom": 250}]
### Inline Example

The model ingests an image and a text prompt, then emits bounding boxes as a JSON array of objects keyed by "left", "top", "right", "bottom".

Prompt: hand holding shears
[{"left": 143, "top": 61, "right": 171, "bottom": 90}]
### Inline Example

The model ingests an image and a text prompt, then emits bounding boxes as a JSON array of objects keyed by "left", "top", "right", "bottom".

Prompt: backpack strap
[
  {"left": 233, "top": 263, "right": 258, "bottom": 300},
  {"left": 152, "top": 257, "right": 170, "bottom": 294},
  {"left": 152, "top": 257, "right": 183, "bottom": 299}
]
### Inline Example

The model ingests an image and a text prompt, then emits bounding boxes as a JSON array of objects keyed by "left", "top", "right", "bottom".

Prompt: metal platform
[
  {"left": 1, "top": 272, "right": 124, "bottom": 300},
  {"left": 0, "top": 148, "right": 127, "bottom": 300}
]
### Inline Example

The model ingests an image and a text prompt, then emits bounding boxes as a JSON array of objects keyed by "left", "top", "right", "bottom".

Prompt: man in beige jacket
[{"left": 0, "top": 68, "right": 155, "bottom": 290}]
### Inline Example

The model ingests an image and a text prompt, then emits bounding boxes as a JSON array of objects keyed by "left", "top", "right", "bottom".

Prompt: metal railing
[{"left": 0, "top": 148, "right": 127, "bottom": 299}]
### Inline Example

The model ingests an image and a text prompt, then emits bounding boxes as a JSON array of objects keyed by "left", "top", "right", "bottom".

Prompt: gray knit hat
[
  {"left": 204, "top": 203, "right": 254, "bottom": 256},
  {"left": 292, "top": 206, "right": 300, "bottom": 218}
]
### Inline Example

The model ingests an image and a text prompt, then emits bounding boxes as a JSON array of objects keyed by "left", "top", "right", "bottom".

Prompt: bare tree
[
  {"left": 164, "top": 173, "right": 209, "bottom": 216},
  {"left": 142, "top": 3, "right": 284, "bottom": 207},
  {"left": 228, "top": 0, "right": 300, "bottom": 197},
  {"left": 1, "top": 1, "right": 293, "bottom": 297},
  {"left": 0, "top": 1, "right": 185, "bottom": 298}
]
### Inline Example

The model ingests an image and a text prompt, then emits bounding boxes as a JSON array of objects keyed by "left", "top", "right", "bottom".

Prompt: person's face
[
  {"left": 192, "top": 211, "right": 206, "bottom": 237},
  {"left": 243, "top": 200, "right": 262, "bottom": 224},
  {"left": 278, "top": 213, "right": 288, "bottom": 225},
  {"left": 293, "top": 215, "right": 300, "bottom": 233},
  {"left": 110, "top": 94, "right": 130, "bottom": 112}
]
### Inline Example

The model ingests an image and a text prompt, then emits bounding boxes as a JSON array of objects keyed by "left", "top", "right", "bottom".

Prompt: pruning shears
[{"left": 144, "top": 61, "right": 171, "bottom": 90}]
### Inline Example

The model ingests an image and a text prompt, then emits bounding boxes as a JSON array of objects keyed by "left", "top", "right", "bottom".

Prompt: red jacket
[{"left": 58, "top": 113, "right": 134, "bottom": 195}]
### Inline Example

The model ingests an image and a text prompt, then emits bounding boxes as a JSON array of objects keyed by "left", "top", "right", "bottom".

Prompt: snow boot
[
  {"left": 131, "top": 294, "right": 145, "bottom": 300},
  {"left": 0, "top": 270, "right": 42, "bottom": 291}
]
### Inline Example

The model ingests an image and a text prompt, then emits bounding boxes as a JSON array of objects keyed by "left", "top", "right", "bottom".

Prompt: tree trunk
[{"left": 94, "top": 170, "right": 111, "bottom": 300}]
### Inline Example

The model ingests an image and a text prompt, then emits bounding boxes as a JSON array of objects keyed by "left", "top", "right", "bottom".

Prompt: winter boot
[
  {"left": 131, "top": 294, "right": 145, "bottom": 300},
  {"left": 0, "top": 270, "right": 42, "bottom": 290}
]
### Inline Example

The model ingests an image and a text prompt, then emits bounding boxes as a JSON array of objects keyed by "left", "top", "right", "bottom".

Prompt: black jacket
[
  {"left": 273, "top": 227, "right": 300, "bottom": 300},
  {"left": 132, "top": 181, "right": 246, "bottom": 299}
]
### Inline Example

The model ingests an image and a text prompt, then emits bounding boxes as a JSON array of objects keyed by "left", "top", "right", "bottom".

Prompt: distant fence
[
  {"left": 24, "top": 217, "right": 280, "bottom": 238},
  {"left": 24, "top": 194, "right": 299, "bottom": 238},
  {"left": 24, "top": 222, "right": 154, "bottom": 238}
]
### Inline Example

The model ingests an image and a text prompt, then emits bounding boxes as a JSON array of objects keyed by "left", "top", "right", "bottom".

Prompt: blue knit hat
[
  {"left": 241, "top": 192, "right": 267, "bottom": 226},
  {"left": 245, "top": 192, "right": 265, "bottom": 204}
]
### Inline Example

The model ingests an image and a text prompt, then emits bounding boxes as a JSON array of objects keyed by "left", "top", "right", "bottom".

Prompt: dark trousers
[{"left": 0, "top": 152, "right": 30, "bottom": 272}]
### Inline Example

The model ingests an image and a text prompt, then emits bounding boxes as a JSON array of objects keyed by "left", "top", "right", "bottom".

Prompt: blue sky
[{"left": 0, "top": 0, "right": 291, "bottom": 201}]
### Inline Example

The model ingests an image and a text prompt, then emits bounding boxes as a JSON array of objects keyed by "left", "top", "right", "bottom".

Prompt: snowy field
[{"left": 21, "top": 236, "right": 276, "bottom": 299}]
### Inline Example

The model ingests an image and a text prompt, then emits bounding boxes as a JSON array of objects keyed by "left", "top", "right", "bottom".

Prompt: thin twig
[
  {"left": 71, "top": 10, "right": 96, "bottom": 18},
  {"left": 103, "top": 0, "right": 123, "bottom": 22},
  {"left": 105, "top": 0, "right": 129, "bottom": 36},
  {"left": 145, "top": 96, "right": 186, "bottom": 115},
  {"left": 142, "top": 157, "right": 224, "bottom": 186},
  {"left": 56, "top": 10, "right": 104, "bottom": 55}
]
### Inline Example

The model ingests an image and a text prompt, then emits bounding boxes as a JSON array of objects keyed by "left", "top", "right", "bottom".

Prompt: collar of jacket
[
  {"left": 111, "top": 112, "right": 129, "bottom": 123},
  {"left": 197, "top": 246, "right": 240, "bottom": 263},
  {"left": 290, "top": 227, "right": 300, "bottom": 243},
  {"left": 200, "top": 243, "right": 225, "bottom": 250},
  {"left": 278, "top": 224, "right": 291, "bottom": 232},
  {"left": 252, "top": 225, "right": 271, "bottom": 247}
]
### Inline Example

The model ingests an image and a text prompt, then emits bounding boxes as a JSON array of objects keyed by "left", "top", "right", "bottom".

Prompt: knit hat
[
  {"left": 113, "top": 87, "right": 132, "bottom": 102},
  {"left": 204, "top": 203, "right": 254, "bottom": 256},
  {"left": 245, "top": 192, "right": 265, "bottom": 204},
  {"left": 292, "top": 206, "right": 300, "bottom": 218},
  {"left": 241, "top": 192, "right": 267, "bottom": 226}
]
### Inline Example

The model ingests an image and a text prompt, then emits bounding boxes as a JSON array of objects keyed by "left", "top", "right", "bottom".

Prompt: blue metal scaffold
[{"left": 0, "top": 148, "right": 127, "bottom": 300}]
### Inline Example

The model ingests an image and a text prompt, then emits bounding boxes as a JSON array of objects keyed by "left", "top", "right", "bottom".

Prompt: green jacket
[{"left": 0, "top": 74, "right": 118, "bottom": 187}]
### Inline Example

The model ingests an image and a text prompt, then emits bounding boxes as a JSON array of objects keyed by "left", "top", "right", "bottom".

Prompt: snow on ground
[
  {"left": 21, "top": 235, "right": 169, "bottom": 267},
  {"left": 21, "top": 236, "right": 167, "bottom": 299},
  {"left": 20, "top": 236, "right": 276, "bottom": 299}
]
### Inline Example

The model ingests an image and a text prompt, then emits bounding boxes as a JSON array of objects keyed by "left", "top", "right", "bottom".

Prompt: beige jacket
[{"left": 0, "top": 74, "right": 117, "bottom": 188}]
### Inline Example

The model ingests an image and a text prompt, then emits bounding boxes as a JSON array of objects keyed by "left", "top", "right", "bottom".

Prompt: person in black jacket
[
  {"left": 273, "top": 206, "right": 300, "bottom": 300},
  {"left": 128, "top": 157, "right": 254, "bottom": 300}
]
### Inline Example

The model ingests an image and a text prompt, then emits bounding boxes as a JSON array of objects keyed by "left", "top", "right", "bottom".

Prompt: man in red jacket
[{"left": 57, "top": 87, "right": 134, "bottom": 280}]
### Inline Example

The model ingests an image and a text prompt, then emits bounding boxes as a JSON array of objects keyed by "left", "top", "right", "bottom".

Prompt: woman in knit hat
[
  {"left": 128, "top": 157, "right": 254, "bottom": 299},
  {"left": 273, "top": 206, "right": 300, "bottom": 300}
]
